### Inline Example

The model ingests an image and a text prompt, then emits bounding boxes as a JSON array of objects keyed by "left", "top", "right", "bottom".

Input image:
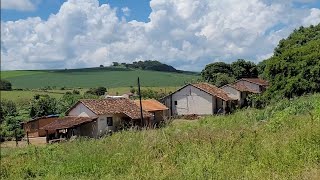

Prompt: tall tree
[{"left": 231, "top": 59, "right": 258, "bottom": 79}]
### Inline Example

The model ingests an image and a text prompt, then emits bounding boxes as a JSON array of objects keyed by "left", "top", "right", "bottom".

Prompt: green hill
[
  {"left": 1, "top": 67, "right": 199, "bottom": 89},
  {"left": 1, "top": 94, "right": 320, "bottom": 179}
]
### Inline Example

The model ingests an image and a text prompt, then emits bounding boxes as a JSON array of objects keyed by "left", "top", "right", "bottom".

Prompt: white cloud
[
  {"left": 1, "top": 0, "right": 320, "bottom": 71},
  {"left": 121, "top": 7, "right": 130, "bottom": 17},
  {"left": 303, "top": 8, "right": 320, "bottom": 26},
  {"left": 1, "top": 0, "right": 37, "bottom": 11}
]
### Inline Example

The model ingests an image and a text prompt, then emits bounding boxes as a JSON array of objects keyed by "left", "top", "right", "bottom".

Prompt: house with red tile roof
[
  {"left": 221, "top": 78, "right": 269, "bottom": 107},
  {"left": 41, "top": 98, "right": 152, "bottom": 140},
  {"left": 161, "top": 83, "right": 237, "bottom": 116}
]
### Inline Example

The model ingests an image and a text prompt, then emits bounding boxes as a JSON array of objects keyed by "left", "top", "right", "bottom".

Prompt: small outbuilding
[
  {"left": 134, "top": 99, "right": 169, "bottom": 125},
  {"left": 22, "top": 115, "right": 60, "bottom": 137}
]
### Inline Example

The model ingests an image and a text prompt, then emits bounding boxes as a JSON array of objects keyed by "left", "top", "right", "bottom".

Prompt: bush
[
  {"left": 85, "top": 87, "right": 107, "bottom": 96},
  {"left": 0, "top": 80, "right": 12, "bottom": 91}
]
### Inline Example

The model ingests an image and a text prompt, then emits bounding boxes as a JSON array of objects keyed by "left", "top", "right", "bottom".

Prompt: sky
[{"left": 1, "top": 0, "right": 320, "bottom": 71}]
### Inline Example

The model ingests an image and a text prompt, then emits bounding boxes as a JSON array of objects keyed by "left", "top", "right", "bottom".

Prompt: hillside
[
  {"left": 1, "top": 94, "right": 320, "bottom": 179},
  {"left": 1, "top": 67, "right": 199, "bottom": 89}
]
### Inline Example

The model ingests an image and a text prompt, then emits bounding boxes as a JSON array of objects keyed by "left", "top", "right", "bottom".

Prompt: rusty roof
[
  {"left": 227, "top": 84, "right": 260, "bottom": 93},
  {"left": 41, "top": 116, "right": 98, "bottom": 131},
  {"left": 192, "top": 83, "right": 236, "bottom": 101},
  {"left": 75, "top": 98, "right": 152, "bottom": 119},
  {"left": 134, "top": 99, "right": 168, "bottom": 112},
  {"left": 240, "top": 78, "right": 269, "bottom": 86}
]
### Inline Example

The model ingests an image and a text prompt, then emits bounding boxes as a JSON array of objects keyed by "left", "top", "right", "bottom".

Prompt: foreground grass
[{"left": 1, "top": 94, "right": 320, "bottom": 179}]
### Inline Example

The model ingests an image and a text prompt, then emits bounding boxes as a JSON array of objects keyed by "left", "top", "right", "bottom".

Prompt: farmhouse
[
  {"left": 134, "top": 99, "right": 169, "bottom": 125},
  {"left": 161, "top": 83, "right": 237, "bottom": 116},
  {"left": 41, "top": 98, "right": 152, "bottom": 139},
  {"left": 22, "top": 115, "right": 60, "bottom": 137},
  {"left": 221, "top": 78, "right": 269, "bottom": 107}
]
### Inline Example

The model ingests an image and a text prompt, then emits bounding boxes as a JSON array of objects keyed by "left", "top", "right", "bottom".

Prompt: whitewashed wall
[
  {"left": 68, "top": 103, "right": 97, "bottom": 117},
  {"left": 221, "top": 86, "right": 240, "bottom": 100}
]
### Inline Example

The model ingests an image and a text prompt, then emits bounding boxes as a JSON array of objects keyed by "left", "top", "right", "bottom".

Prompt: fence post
[
  {"left": 45, "top": 130, "right": 49, "bottom": 144},
  {"left": 15, "top": 129, "right": 18, "bottom": 147},
  {"left": 26, "top": 131, "right": 30, "bottom": 145}
]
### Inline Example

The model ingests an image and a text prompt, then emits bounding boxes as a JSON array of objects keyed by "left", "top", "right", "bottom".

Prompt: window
[
  {"left": 174, "top": 101, "right": 178, "bottom": 105},
  {"left": 107, "top": 117, "right": 113, "bottom": 126}
]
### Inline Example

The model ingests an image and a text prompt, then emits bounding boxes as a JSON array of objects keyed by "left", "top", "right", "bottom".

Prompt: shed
[{"left": 134, "top": 99, "right": 169, "bottom": 124}]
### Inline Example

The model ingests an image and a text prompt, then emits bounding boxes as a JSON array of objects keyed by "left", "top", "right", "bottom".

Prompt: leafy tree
[
  {"left": 86, "top": 87, "right": 107, "bottom": 96},
  {"left": 231, "top": 59, "right": 258, "bottom": 79},
  {"left": 29, "top": 95, "right": 59, "bottom": 118},
  {"left": 0, "top": 80, "right": 12, "bottom": 91},
  {"left": 214, "top": 73, "right": 236, "bottom": 87},
  {"left": 262, "top": 24, "right": 320, "bottom": 98},
  {"left": 201, "top": 62, "right": 232, "bottom": 83},
  {"left": 0, "top": 100, "right": 17, "bottom": 123},
  {"left": 112, "top": 62, "right": 119, "bottom": 66}
]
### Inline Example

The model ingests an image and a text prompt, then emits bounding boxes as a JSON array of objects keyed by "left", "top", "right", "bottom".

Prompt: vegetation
[
  {"left": 85, "top": 87, "right": 107, "bottom": 96},
  {"left": 113, "top": 60, "right": 178, "bottom": 72},
  {"left": 0, "top": 80, "right": 12, "bottom": 91},
  {"left": 1, "top": 68, "right": 199, "bottom": 89},
  {"left": 201, "top": 59, "right": 258, "bottom": 87},
  {"left": 261, "top": 24, "right": 320, "bottom": 98},
  {"left": 29, "top": 95, "right": 60, "bottom": 118},
  {"left": 1, "top": 94, "right": 320, "bottom": 179}
]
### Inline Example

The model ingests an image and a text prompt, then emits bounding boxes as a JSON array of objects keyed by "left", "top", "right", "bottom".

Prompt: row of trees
[
  {"left": 201, "top": 59, "right": 259, "bottom": 87},
  {"left": 111, "top": 60, "right": 178, "bottom": 72}
]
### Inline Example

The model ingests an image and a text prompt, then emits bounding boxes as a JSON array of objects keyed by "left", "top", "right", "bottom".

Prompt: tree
[
  {"left": 112, "top": 62, "right": 119, "bottom": 66},
  {"left": 29, "top": 95, "right": 59, "bottom": 118},
  {"left": 231, "top": 59, "right": 258, "bottom": 79},
  {"left": 99, "top": 64, "right": 104, "bottom": 68},
  {"left": 0, "top": 100, "right": 17, "bottom": 123},
  {"left": 0, "top": 80, "right": 12, "bottom": 91},
  {"left": 201, "top": 62, "right": 234, "bottom": 86},
  {"left": 262, "top": 24, "right": 320, "bottom": 98},
  {"left": 85, "top": 87, "right": 107, "bottom": 96}
]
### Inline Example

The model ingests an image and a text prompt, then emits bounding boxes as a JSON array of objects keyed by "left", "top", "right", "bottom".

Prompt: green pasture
[{"left": 1, "top": 68, "right": 199, "bottom": 89}]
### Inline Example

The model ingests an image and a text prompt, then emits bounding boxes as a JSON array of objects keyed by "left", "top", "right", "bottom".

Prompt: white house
[
  {"left": 161, "top": 83, "right": 237, "bottom": 116},
  {"left": 42, "top": 98, "right": 152, "bottom": 139},
  {"left": 221, "top": 78, "right": 269, "bottom": 107}
]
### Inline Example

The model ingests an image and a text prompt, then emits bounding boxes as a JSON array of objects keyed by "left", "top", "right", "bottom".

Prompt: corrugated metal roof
[
  {"left": 76, "top": 98, "right": 152, "bottom": 119},
  {"left": 41, "top": 116, "right": 98, "bottom": 131},
  {"left": 192, "top": 83, "right": 236, "bottom": 101},
  {"left": 134, "top": 99, "right": 168, "bottom": 112}
]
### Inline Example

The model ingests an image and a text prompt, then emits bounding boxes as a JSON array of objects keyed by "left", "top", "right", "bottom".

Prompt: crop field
[
  {"left": 1, "top": 94, "right": 320, "bottom": 179},
  {"left": 1, "top": 68, "right": 199, "bottom": 89}
]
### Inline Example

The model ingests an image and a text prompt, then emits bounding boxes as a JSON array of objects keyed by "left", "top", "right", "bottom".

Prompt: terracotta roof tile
[
  {"left": 229, "top": 84, "right": 260, "bottom": 93},
  {"left": 241, "top": 78, "right": 269, "bottom": 86},
  {"left": 41, "top": 116, "right": 98, "bottom": 131},
  {"left": 192, "top": 83, "right": 236, "bottom": 101},
  {"left": 134, "top": 99, "right": 168, "bottom": 112},
  {"left": 79, "top": 98, "right": 152, "bottom": 119}
]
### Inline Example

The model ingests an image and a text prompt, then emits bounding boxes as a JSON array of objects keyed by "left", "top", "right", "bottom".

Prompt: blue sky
[
  {"left": 1, "top": 0, "right": 320, "bottom": 70},
  {"left": 1, "top": 0, "right": 152, "bottom": 22}
]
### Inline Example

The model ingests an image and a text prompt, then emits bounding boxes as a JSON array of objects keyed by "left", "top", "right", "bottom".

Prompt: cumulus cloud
[
  {"left": 1, "top": 0, "right": 38, "bottom": 11},
  {"left": 1, "top": 0, "right": 320, "bottom": 70}
]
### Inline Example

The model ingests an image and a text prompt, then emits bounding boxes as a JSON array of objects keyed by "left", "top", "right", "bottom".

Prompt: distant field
[
  {"left": 0, "top": 86, "right": 179, "bottom": 103},
  {"left": 1, "top": 68, "right": 199, "bottom": 89}
]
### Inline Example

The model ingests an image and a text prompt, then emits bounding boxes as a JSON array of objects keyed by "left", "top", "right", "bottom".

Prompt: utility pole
[{"left": 138, "top": 77, "right": 144, "bottom": 126}]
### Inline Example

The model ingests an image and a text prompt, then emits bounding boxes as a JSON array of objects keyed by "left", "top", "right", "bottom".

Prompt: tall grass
[{"left": 1, "top": 94, "right": 320, "bottom": 179}]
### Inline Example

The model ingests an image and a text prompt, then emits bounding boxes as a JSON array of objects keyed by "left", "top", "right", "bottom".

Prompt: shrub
[{"left": 0, "top": 79, "right": 12, "bottom": 91}]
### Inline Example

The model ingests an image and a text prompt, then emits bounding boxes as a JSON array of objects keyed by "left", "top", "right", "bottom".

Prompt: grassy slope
[
  {"left": 1, "top": 94, "right": 320, "bottom": 179},
  {"left": 1, "top": 68, "right": 199, "bottom": 89}
]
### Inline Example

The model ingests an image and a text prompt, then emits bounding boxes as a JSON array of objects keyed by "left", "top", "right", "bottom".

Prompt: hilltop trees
[
  {"left": 201, "top": 59, "right": 258, "bottom": 86},
  {"left": 261, "top": 24, "right": 320, "bottom": 98}
]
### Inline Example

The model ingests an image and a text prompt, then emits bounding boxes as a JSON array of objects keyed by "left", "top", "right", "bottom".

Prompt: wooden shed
[{"left": 134, "top": 99, "right": 169, "bottom": 125}]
